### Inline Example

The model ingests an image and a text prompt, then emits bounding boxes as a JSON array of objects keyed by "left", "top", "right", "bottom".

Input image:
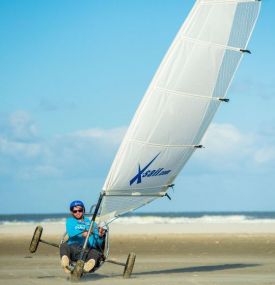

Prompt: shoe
[
  {"left": 83, "top": 259, "right": 96, "bottom": 273},
  {"left": 61, "top": 255, "right": 70, "bottom": 274}
]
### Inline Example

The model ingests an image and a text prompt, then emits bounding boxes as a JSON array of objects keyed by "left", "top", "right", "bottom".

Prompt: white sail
[{"left": 98, "top": 0, "right": 261, "bottom": 222}]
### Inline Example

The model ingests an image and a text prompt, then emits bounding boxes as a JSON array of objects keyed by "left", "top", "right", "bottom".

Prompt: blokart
[
  {"left": 29, "top": 194, "right": 136, "bottom": 281},
  {"left": 29, "top": 0, "right": 261, "bottom": 282}
]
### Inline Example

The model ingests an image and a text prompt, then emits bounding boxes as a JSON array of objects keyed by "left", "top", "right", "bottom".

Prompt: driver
[{"left": 60, "top": 200, "right": 105, "bottom": 273}]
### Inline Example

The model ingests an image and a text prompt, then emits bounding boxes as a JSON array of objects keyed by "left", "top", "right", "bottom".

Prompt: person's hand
[
  {"left": 82, "top": 231, "right": 88, "bottom": 237},
  {"left": 98, "top": 227, "right": 105, "bottom": 237}
]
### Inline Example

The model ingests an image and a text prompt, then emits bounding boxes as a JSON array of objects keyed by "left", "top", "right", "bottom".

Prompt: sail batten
[
  {"left": 127, "top": 139, "right": 203, "bottom": 149},
  {"left": 180, "top": 35, "right": 248, "bottom": 52},
  {"left": 98, "top": 0, "right": 261, "bottom": 222},
  {"left": 155, "top": 86, "right": 226, "bottom": 101}
]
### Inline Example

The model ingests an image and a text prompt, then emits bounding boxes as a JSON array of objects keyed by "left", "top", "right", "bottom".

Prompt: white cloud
[
  {"left": 192, "top": 123, "right": 275, "bottom": 172},
  {"left": 231, "top": 78, "right": 275, "bottom": 100},
  {"left": 0, "top": 111, "right": 42, "bottom": 162},
  {"left": 202, "top": 123, "right": 249, "bottom": 152},
  {"left": 72, "top": 127, "right": 126, "bottom": 144},
  {"left": 1, "top": 110, "right": 274, "bottom": 182},
  {"left": 8, "top": 111, "right": 38, "bottom": 141},
  {"left": 254, "top": 146, "right": 275, "bottom": 164},
  {"left": 18, "top": 165, "right": 63, "bottom": 180},
  {"left": 0, "top": 111, "right": 127, "bottom": 180},
  {"left": 0, "top": 137, "right": 42, "bottom": 159}
]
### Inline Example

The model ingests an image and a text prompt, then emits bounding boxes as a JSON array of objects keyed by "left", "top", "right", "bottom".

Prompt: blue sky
[{"left": 1, "top": 0, "right": 275, "bottom": 214}]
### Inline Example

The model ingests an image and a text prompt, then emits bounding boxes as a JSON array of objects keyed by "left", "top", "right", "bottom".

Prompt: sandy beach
[{"left": 1, "top": 223, "right": 275, "bottom": 285}]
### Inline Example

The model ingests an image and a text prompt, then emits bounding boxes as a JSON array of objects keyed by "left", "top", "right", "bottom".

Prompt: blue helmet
[{"left": 70, "top": 200, "right": 85, "bottom": 212}]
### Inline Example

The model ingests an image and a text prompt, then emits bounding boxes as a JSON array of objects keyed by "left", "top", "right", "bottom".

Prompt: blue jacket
[{"left": 66, "top": 216, "right": 104, "bottom": 249}]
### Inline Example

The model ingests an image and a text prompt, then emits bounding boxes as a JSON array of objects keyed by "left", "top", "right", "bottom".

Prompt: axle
[{"left": 40, "top": 239, "right": 60, "bottom": 248}]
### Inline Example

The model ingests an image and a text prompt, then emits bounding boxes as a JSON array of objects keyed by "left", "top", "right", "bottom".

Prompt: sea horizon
[{"left": 1, "top": 211, "right": 275, "bottom": 225}]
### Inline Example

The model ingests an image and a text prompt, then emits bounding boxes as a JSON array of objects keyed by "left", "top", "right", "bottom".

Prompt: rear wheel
[
  {"left": 29, "top": 226, "right": 43, "bottom": 253},
  {"left": 123, "top": 252, "right": 136, "bottom": 278},
  {"left": 71, "top": 260, "right": 84, "bottom": 282}
]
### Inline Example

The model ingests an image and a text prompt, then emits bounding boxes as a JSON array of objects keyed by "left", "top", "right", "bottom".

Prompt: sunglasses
[{"left": 72, "top": 209, "right": 83, "bottom": 213}]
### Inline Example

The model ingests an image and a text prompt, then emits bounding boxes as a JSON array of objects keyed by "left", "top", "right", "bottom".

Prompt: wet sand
[{"left": 1, "top": 231, "right": 275, "bottom": 285}]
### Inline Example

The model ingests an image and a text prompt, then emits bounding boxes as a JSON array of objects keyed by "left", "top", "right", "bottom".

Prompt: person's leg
[
  {"left": 60, "top": 243, "right": 71, "bottom": 273},
  {"left": 70, "top": 244, "right": 82, "bottom": 262},
  {"left": 88, "top": 249, "right": 103, "bottom": 266},
  {"left": 83, "top": 248, "right": 103, "bottom": 272},
  {"left": 60, "top": 242, "right": 70, "bottom": 257}
]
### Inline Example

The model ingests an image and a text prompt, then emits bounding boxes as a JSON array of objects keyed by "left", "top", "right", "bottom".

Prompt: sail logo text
[{"left": 129, "top": 153, "right": 171, "bottom": 186}]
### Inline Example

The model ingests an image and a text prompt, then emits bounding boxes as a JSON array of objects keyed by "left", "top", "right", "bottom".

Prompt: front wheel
[
  {"left": 123, "top": 252, "right": 136, "bottom": 278},
  {"left": 70, "top": 260, "right": 84, "bottom": 282}
]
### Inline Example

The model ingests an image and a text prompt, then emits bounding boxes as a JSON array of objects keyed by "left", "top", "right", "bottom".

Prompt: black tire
[
  {"left": 29, "top": 226, "right": 43, "bottom": 253},
  {"left": 71, "top": 260, "right": 84, "bottom": 282},
  {"left": 123, "top": 252, "right": 136, "bottom": 279}
]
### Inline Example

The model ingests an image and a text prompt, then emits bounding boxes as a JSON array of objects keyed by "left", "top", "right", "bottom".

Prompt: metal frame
[
  {"left": 29, "top": 195, "right": 136, "bottom": 281},
  {"left": 79, "top": 192, "right": 105, "bottom": 260}
]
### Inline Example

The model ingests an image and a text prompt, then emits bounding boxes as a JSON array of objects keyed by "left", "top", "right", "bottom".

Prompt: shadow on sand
[
  {"left": 81, "top": 272, "right": 122, "bottom": 282},
  {"left": 134, "top": 263, "right": 260, "bottom": 276},
  {"left": 36, "top": 263, "right": 260, "bottom": 281},
  {"left": 37, "top": 273, "right": 118, "bottom": 282}
]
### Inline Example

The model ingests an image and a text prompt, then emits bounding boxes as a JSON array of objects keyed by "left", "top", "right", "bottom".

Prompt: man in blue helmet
[{"left": 60, "top": 200, "right": 105, "bottom": 273}]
